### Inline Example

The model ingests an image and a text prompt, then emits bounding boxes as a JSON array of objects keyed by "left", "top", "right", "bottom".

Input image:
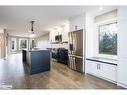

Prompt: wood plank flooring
[{"left": 0, "top": 53, "right": 122, "bottom": 89}]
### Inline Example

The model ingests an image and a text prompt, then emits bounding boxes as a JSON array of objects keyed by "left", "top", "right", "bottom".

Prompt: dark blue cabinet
[{"left": 24, "top": 50, "right": 51, "bottom": 75}]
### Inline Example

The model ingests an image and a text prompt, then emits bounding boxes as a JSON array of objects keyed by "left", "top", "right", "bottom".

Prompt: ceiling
[{"left": 0, "top": 6, "right": 117, "bottom": 37}]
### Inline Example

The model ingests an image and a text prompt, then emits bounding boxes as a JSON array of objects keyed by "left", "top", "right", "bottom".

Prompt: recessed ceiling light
[
  {"left": 28, "top": 31, "right": 32, "bottom": 33},
  {"left": 99, "top": 7, "right": 104, "bottom": 10},
  {"left": 30, "top": 34, "right": 35, "bottom": 38}
]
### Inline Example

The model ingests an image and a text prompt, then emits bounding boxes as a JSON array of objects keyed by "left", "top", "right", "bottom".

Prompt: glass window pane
[
  {"left": 19, "top": 39, "right": 28, "bottom": 50},
  {"left": 12, "top": 41, "right": 14, "bottom": 49},
  {"left": 11, "top": 38, "right": 16, "bottom": 51},
  {"left": 99, "top": 22, "right": 117, "bottom": 55}
]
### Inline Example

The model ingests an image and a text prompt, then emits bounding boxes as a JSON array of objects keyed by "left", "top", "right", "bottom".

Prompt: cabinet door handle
[
  {"left": 99, "top": 64, "right": 100, "bottom": 69},
  {"left": 97, "top": 64, "right": 98, "bottom": 69}
]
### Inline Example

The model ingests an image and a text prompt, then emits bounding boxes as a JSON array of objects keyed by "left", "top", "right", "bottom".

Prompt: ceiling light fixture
[
  {"left": 30, "top": 33, "right": 35, "bottom": 38},
  {"left": 30, "top": 21, "right": 35, "bottom": 34},
  {"left": 29, "top": 21, "right": 36, "bottom": 38},
  {"left": 99, "top": 7, "right": 104, "bottom": 10}
]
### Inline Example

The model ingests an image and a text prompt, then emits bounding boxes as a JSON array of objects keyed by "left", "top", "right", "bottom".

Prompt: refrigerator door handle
[
  {"left": 75, "top": 55, "right": 83, "bottom": 59},
  {"left": 69, "top": 55, "right": 83, "bottom": 59}
]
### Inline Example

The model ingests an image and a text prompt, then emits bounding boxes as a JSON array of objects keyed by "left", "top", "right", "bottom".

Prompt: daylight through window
[{"left": 99, "top": 22, "right": 117, "bottom": 55}]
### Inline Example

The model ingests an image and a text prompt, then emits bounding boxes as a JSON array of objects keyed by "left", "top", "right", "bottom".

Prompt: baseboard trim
[
  {"left": 86, "top": 72, "right": 117, "bottom": 84},
  {"left": 117, "top": 82, "right": 127, "bottom": 88}
]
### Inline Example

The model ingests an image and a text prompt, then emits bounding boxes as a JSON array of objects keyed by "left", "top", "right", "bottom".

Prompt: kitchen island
[{"left": 22, "top": 49, "right": 51, "bottom": 75}]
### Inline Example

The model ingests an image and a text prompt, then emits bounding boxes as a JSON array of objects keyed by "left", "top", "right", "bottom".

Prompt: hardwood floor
[{"left": 0, "top": 53, "right": 122, "bottom": 89}]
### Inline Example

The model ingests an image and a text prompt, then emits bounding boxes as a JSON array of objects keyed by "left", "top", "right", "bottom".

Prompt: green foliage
[
  {"left": 99, "top": 33, "right": 117, "bottom": 55},
  {"left": 20, "top": 40, "right": 27, "bottom": 49}
]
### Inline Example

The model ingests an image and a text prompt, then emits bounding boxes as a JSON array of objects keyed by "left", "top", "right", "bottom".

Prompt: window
[
  {"left": 19, "top": 39, "right": 28, "bottom": 50},
  {"left": 30, "top": 39, "right": 36, "bottom": 49},
  {"left": 99, "top": 22, "right": 117, "bottom": 55},
  {"left": 12, "top": 41, "right": 14, "bottom": 49},
  {"left": 11, "top": 38, "right": 16, "bottom": 51}
]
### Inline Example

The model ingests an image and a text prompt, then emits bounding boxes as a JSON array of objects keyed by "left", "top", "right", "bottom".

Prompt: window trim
[
  {"left": 11, "top": 38, "right": 17, "bottom": 51},
  {"left": 19, "top": 38, "right": 28, "bottom": 50},
  {"left": 95, "top": 18, "right": 118, "bottom": 59}
]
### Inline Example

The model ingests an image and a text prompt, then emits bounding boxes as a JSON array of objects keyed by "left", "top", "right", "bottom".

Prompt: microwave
[{"left": 55, "top": 35, "right": 62, "bottom": 42}]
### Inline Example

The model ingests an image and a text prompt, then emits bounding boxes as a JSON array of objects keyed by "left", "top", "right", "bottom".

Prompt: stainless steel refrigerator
[{"left": 68, "top": 29, "right": 84, "bottom": 73}]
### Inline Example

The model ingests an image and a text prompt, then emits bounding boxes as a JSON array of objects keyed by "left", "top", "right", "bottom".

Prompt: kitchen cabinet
[
  {"left": 50, "top": 28, "right": 62, "bottom": 43},
  {"left": 86, "top": 59, "right": 117, "bottom": 83},
  {"left": 49, "top": 24, "right": 69, "bottom": 43},
  {"left": 86, "top": 60, "right": 99, "bottom": 75},
  {"left": 62, "top": 24, "right": 69, "bottom": 42},
  {"left": 49, "top": 30, "right": 55, "bottom": 42},
  {"left": 23, "top": 50, "right": 51, "bottom": 75},
  {"left": 69, "top": 14, "right": 85, "bottom": 32}
]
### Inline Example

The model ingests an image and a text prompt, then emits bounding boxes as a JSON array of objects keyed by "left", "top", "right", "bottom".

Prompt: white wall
[
  {"left": 85, "top": 13, "right": 95, "bottom": 73},
  {"left": 85, "top": 10, "right": 117, "bottom": 58},
  {"left": 117, "top": 7, "right": 127, "bottom": 88},
  {"left": 92, "top": 10, "right": 117, "bottom": 59},
  {"left": 69, "top": 14, "right": 86, "bottom": 72},
  {"left": 69, "top": 14, "right": 85, "bottom": 32},
  {"left": 8, "top": 35, "right": 30, "bottom": 54},
  {"left": 49, "top": 24, "right": 69, "bottom": 49},
  {"left": 36, "top": 33, "right": 51, "bottom": 50},
  {"left": 85, "top": 13, "right": 94, "bottom": 58},
  {"left": 0, "top": 29, "right": 4, "bottom": 33}
]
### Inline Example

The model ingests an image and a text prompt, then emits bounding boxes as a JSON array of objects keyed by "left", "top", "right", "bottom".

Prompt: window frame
[
  {"left": 19, "top": 38, "right": 28, "bottom": 50},
  {"left": 95, "top": 18, "right": 118, "bottom": 59},
  {"left": 11, "top": 38, "right": 17, "bottom": 51}
]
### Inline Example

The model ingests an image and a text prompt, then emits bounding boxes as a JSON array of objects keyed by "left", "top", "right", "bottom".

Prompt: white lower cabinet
[
  {"left": 86, "top": 60, "right": 99, "bottom": 75},
  {"left": 86, "top": 60, "right": 117, "bottom": 83}
]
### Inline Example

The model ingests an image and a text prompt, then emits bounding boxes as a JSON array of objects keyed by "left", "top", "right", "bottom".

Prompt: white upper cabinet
[
  {"left": 55, "top": 27, "right": 62, "bottom": 35},
  {"left": 49, "top": 29, "right": 55, "bottom": 43},
  {"left": 49, "top": 24, "right": 69, "bottom": 43},
  {"left": 69, "top": 14, "right": 85, "bottom": 32},
  {"left": 61, "top": 24, "right": 69, "bottom": 42}
]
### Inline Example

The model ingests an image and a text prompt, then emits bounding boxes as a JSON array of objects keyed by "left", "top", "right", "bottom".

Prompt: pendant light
[
  {"left": 30, "top": 21, "right": 35, "bottom": 34},
  {"left": 29, "top": 21, "right": 35, "bottom": 37}
]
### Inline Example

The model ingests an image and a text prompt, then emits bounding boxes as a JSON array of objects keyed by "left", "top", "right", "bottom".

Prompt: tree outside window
[
  {"left": 12, "top": 41, "right": 14, "bottom": 50},
  {"left": 19, "top": 39, "right": 28, "bottom": 50},
  {"left": 11, "top": 38, "right": 16, "bottom": 51},
  {"left": 99, "top": 22, "right": 117, "bottom": 55}
]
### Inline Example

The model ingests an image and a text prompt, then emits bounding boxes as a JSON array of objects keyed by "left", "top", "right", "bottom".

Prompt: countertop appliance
[
  {"left": 68, "top": 29, "right": 84, "bottom": 73},
  {"left": 55, "top": 35, "right": 62, "bottom": 42}
]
